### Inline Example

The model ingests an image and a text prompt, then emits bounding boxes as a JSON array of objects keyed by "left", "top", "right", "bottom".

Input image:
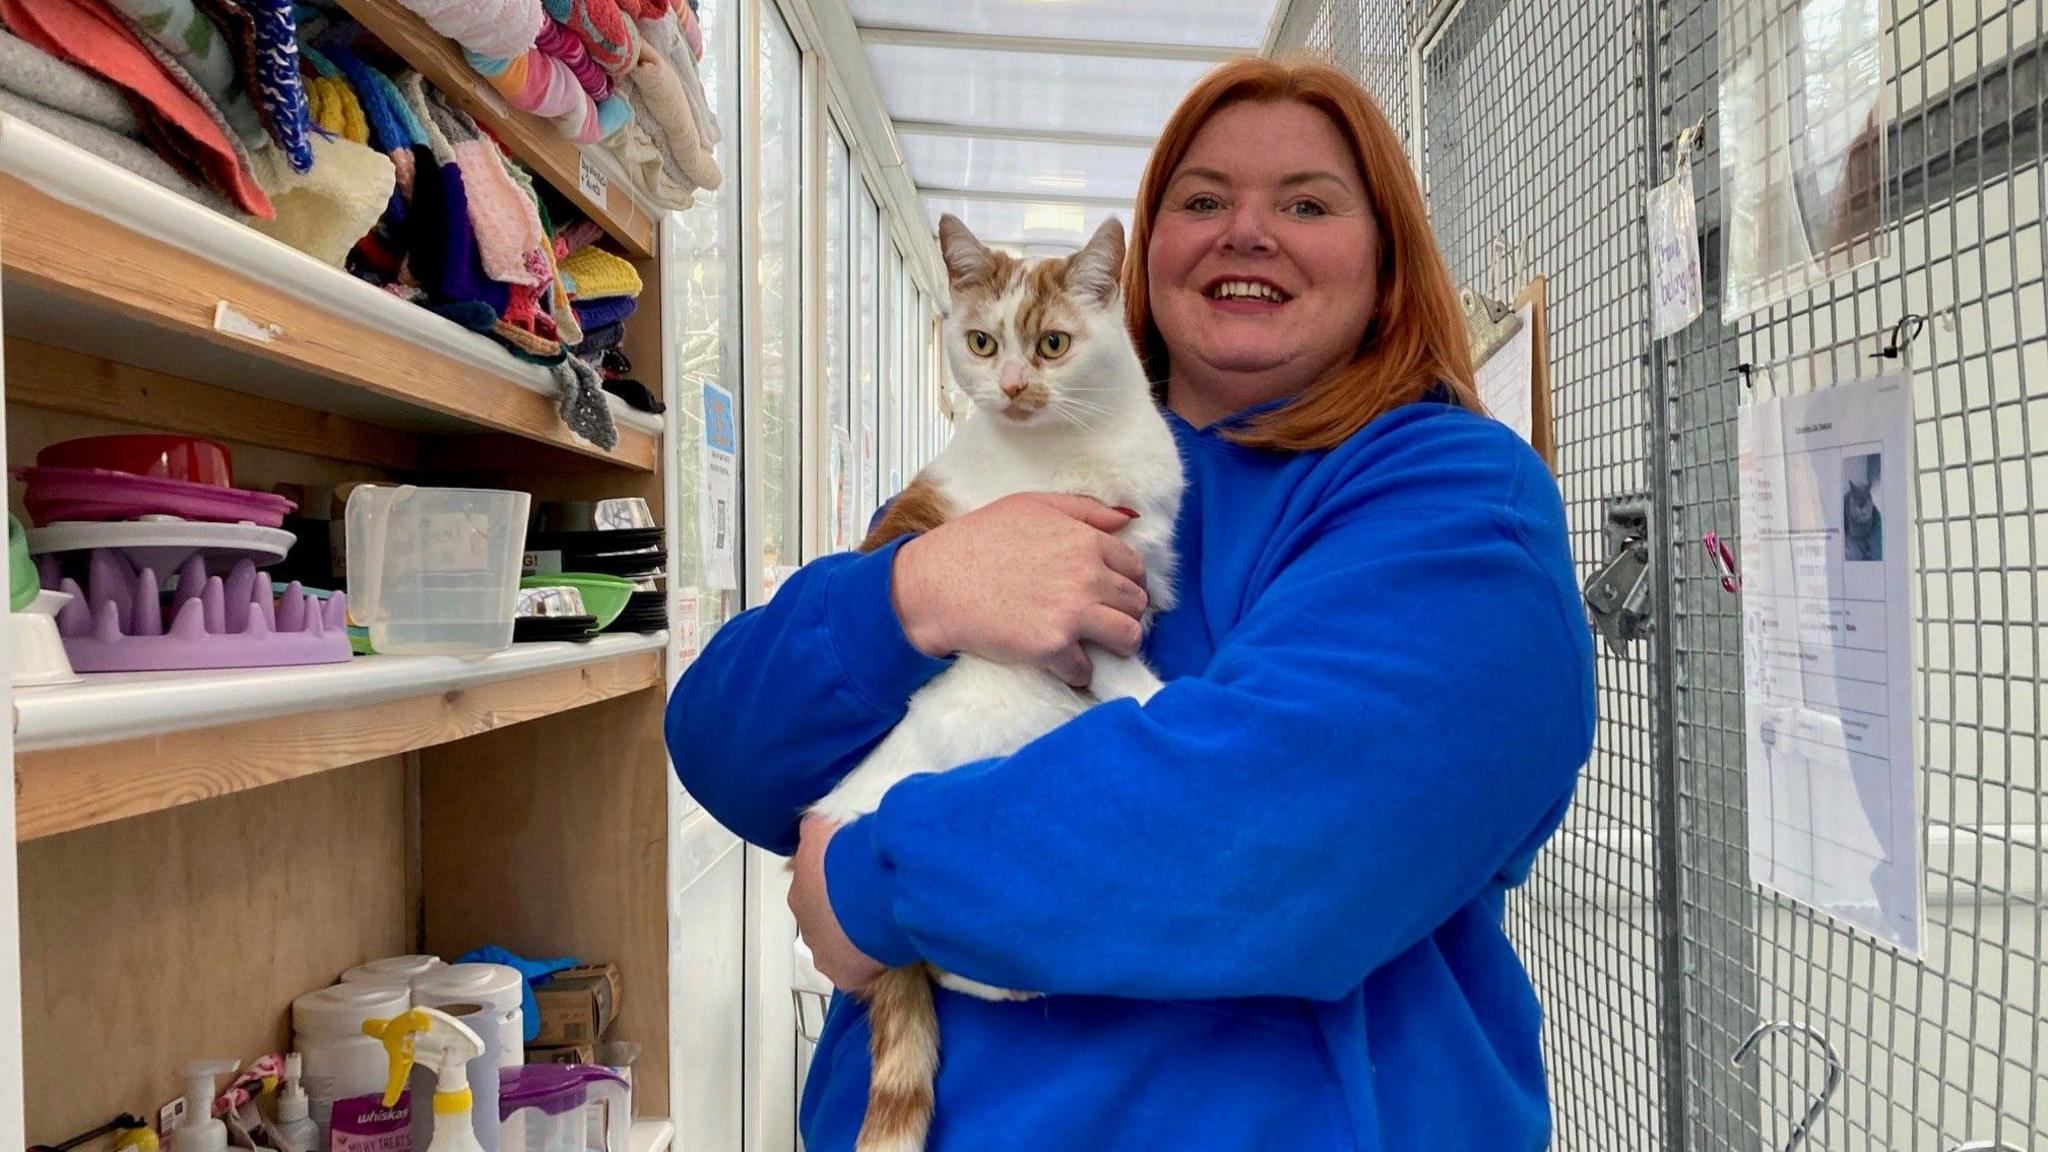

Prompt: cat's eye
[
  {"left": 966, "top": 330, "right": 997, "bottom": 358},
  {"left": 1036, "top": 332, "right": 1072, "bottom": 359}
]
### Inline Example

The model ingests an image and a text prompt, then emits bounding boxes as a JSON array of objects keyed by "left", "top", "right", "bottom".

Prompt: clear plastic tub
[{"left": 346, "top": 486, "right": 531, "bottom": 655}]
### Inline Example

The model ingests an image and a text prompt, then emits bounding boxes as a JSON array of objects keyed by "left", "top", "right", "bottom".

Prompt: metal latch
[{"left": 1584, "top": 499, "right": 1652, "bottom": 654}]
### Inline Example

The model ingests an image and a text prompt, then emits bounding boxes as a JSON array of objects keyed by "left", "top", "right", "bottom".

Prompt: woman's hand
[
  {"left": 791, "top": 817, "right": 885, "bottom": 990},
  {"left": 892, "top": 494, "right": 1150, "bottom": 687}
]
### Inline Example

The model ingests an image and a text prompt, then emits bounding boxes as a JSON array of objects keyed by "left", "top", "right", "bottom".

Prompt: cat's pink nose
[{"left": 1000, "top": 363, "right": 1029, "bottom": 399}]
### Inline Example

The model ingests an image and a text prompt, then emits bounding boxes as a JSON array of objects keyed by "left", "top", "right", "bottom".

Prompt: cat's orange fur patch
[
  {"left": 855, "top": 964, "right": 940, "bottom": 1152},
  {"left": 859, "top": 476, "right": 955, "bottom": 554}
]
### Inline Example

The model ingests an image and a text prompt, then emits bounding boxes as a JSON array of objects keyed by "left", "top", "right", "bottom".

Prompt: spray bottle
[{"left": 362, "top": 1009, "right": 485, "bottom": 1152}]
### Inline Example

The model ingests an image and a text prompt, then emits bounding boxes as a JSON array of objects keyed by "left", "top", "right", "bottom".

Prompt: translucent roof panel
[
  {"left": 866, "top": 45, "right": 1211, "bottom": 136},
  {"left": 899, "top": 132, "right": 1150, "bottom": 201},
  {"left": 849, "top": 0, "right": 1274, "bottom": 49},
  {"left": 922, "top": 196, "right": 1124, "bottom": 251}
]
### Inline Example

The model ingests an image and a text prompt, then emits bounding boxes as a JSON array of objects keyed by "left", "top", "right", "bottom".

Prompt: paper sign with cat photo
[{"left": 1738, "top": 371, "right": 1922, "bottom": 953}]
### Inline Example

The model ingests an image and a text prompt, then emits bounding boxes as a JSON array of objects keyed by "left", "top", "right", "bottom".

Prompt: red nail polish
[{"left": 1113, "top": 506, "right": 1140, "bottom": 519}]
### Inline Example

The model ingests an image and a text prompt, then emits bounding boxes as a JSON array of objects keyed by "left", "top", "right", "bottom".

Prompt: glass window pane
[
  {"left": 899, "top": 132, "right": 1149, "bottom": 202},
  {"left": 882, "top": 242, "right": 902, "bottom": 494},
  {"left": 758, "top": 6, "right": 803, "bottom": 584},
  {"left": 864, "top": 45, "right": 1208, "bottom": 137},
  {"left": 669, "top": 0, "right": 739, "bottom": 640},
  {"left": 825, "top": 124, "right": 852, "bottom": 549},
  {"left": 857, "top": 185, "right": 881, "bottom": 517},
  {"left": 826, "top": 126, "right": 850, "bottom": 438},
  {"left": 905, "top": 282, "right": 919, "bottom": 469},
  {"left": 847, "top": 0, "right": 1270, "bottom": 49}
]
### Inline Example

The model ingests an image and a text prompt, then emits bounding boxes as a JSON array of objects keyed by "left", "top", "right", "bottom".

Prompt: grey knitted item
[
  {"left": 0, "top": 89, "right": 235, "bottom": 214},
  {"left": 553, "top": 355, "right": 620, "bottom": 450},
  {"left": 0, "top": 30, "right": 142, "bottom": 137}
]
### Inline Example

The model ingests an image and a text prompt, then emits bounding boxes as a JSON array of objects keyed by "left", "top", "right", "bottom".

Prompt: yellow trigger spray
[{"left": 363, "top": 1008, "right": 488, "bottom": 1152}]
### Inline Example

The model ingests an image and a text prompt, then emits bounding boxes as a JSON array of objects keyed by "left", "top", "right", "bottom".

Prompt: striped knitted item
[
  {"left": 535, "top": 19, "right": 608, "bottom": 100},
  {"left": 467, "top": 46, "right": 611, "bottom": 143},
  {"left": 189, "top": 0, "right": 311, "bottom": 170},
  {"left": 542, "top": 0, "right": 635, "bottom": 75}
]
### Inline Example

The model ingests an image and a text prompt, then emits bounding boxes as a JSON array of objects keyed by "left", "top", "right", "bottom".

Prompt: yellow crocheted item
[
  {"left": 309, "top": 77, "right": 370, "bottom": 145},
  {"left": 560, "top": 246, "right": 643, "bottom": 301}
]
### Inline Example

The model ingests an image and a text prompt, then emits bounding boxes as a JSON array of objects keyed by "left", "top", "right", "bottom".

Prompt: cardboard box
[
  {"left": 533, "top": 962, "right": 621, "bottom": 1046},
  {"left": 526, "top": 1043, "right": 597, "bottom": 1065}
]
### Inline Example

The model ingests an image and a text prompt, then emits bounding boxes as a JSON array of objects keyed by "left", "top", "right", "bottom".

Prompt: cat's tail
[{"left": 854, "top": 962, "right": 940, "bottom": 1152}]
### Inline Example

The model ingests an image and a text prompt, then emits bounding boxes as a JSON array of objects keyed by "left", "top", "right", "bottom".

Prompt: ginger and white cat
[{"left": 807, "top": 214, "right": 1184, "bottom": 1152}]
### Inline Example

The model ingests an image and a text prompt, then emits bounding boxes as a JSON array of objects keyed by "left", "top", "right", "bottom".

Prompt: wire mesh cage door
[
  {"left": 1657, "top": 0, "right": 2048, "bottom": 1146},
  {"left": 1405, "top": 0, "right": 1690, "bottom": 1147}
]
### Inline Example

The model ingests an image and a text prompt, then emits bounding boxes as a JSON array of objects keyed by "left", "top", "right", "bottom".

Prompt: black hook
[
  {"left": 1737, "top": 362, "right": 1757, "bottom": 389},
  {"left": 1874, "top": 313, "right": 1927, "bottom": 359}
]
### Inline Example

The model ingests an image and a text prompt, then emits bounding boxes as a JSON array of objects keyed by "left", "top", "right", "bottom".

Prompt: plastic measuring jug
[{"left": 345, "top": 486, "right": 530, "bottom": 655}]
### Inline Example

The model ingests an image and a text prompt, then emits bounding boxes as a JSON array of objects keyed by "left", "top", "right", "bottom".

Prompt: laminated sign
[{"left": 699, "top": 381, "right": 738, "bottom": 591}]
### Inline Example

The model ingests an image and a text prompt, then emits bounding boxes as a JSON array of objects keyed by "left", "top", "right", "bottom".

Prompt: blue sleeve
[
  {"left": 666, "top": 535, "right": 952, "bottom": 854},
  {"left": 823, "top": 440, "right": 1597, "bottom": 1001}
]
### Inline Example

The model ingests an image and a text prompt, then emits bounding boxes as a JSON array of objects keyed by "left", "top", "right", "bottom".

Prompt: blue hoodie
[{"left": 667, "top": 399, "right": 1597, "bottom": 1150}]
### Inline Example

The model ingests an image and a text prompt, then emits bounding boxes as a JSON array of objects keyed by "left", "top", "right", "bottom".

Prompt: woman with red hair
[{"left": 672, "top": 59, "right": 1595, "bottom": 1149}]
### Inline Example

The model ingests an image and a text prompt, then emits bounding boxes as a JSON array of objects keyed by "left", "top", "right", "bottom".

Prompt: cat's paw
[{"left": 1087, "top": 652, "right": 1165, "bottom": 704}]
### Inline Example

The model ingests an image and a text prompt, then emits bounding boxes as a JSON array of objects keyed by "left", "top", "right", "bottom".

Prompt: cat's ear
[
  {"left": 1065, "top": 217, "right": 1126, "bottom": 304},
  {"left": 939, "top": 214, "right": 998, "bottom": 290}
]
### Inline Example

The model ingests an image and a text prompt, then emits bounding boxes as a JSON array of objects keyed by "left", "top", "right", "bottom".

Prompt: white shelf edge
[
  {"left": 0, "top": 113, "right": 663, "bottom": 439},
  {"left": 13, "top": 631, "right": 668, "bottom": 752},
  {"left": 630, "top": 1119, "right": 675, "bottom": 1152}
]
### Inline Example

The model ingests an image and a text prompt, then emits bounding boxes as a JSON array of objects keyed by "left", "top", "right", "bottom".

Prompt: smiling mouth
[{"left": 1205, "top": 278, "right": 1291, "bottom": 303}]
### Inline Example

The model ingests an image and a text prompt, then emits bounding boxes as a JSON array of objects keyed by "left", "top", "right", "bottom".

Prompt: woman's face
[{"left": 1147, "top": 99, "right": 1383, "bottom": 423}]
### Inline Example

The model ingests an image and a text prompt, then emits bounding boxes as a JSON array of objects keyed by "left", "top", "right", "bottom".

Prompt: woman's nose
[{"left": 1220, "top": 202, "right": 1277, "bottom": 254}]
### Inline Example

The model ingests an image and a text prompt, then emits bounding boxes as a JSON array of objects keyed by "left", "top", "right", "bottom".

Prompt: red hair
[{"left": 1123, "top": 59, "right": 1479, "bottom": 451}]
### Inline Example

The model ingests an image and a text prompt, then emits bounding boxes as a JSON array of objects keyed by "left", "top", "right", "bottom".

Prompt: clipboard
[{"left": 1468, "top": 276, "right": 1556, "bottom": 471}]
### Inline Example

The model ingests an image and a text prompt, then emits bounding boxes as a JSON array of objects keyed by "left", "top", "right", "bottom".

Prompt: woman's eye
[
  {"left": 1036, "top": 332, "right": 1071, "bottom": 359},
  {"left": 1288, "top": 200, "right": 1328, "bottom": 218},
  {"left": 967, "top": 331, "right": 997, "bottom": 357},
  {"left": 1185, "top": 194, "right": 1224, "bottom": 212}
]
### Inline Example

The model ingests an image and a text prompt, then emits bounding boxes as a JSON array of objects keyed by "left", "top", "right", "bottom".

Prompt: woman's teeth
[{"left": 1209, "top": 281, "right": 1287, "bottom": 302}]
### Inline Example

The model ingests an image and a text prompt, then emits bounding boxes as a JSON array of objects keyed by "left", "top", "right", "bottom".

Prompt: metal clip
[
  {"left": 1731, "top": 1020, "right": 1844, "bottom": 1152},
  {"left": 1583, "top": 499, "right": 1653, "bottom": 654}
]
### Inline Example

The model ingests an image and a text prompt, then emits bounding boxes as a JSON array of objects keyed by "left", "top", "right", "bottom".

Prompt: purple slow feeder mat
[{"left": 45, "top": 549, "right": 353, "bottom": 671}]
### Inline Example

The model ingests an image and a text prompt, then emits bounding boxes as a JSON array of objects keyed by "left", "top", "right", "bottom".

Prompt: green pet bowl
[
  {"left": 8, "top": 514, "right": 37, "bottom": 613},
  {"left": 521, "top": 573, "right": 635, "bottom": 632}
]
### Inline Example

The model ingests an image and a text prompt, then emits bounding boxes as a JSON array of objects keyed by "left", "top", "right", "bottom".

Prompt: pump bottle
[{"left": 170, "top": 1061, "right": 238, "bottom": 1152}]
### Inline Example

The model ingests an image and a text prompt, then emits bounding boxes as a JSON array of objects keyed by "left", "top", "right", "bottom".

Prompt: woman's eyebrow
[{"left": 1277, "top": 170, "right": 1353, "bottom": 191}]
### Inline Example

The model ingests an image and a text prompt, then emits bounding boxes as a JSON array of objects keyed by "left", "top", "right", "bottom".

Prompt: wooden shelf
[
  {"left": 0, "top": 117, "right": 660, "bottom": 471},
  {"left": 13, "top": 633, "right": 667, "bottom": 840},
  {"left": 335, "top": 0, "right": 658, "bottom": 259}
]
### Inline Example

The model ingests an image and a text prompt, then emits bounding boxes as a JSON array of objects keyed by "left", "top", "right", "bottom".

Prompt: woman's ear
[
  {"left": 939, "top": 214, "right": 998, "bottom": 290},
  {"left": 1066, "top": 218, "right": 1126, "bottom": 304}
]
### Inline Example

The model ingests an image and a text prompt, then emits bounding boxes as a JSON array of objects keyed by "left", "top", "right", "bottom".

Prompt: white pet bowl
[{"left": 10, "top": 610, "right": 80, "bottom": 687}]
